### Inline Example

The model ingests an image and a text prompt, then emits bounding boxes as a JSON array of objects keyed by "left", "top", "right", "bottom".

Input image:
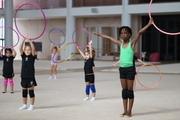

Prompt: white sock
[
  {"left": 90, "top": 97, "right": 95, "bottom": 101},
  {"left": 49, "top": 76, "right": 52, "bottom": 79},
  {"left": 83, "top": 97, "right": 89, "bottom": 101},
  {"left": 19, "top": 104, "right": 27, "bottom": 110},
  {"left": 54, "top": 75, "right": 57, "bottom": 79},
  {"left": 27, "top": 105, "right": 34, "bottom": 111}
]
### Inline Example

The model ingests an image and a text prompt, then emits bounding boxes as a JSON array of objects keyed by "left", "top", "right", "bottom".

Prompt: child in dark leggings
[
  {"left": 77, "top": 40, "right": 96, "bottom": 101},
  {"left": 94, "top": 18, "right": 153, "bottom": 117}
]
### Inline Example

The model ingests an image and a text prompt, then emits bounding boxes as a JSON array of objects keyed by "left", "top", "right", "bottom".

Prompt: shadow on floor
[
  {"left": 35, "top": 103, "right": 81, "bottom": 109},
  {"left": 134, "top": 107, "right": 180, "bottom": 116}
]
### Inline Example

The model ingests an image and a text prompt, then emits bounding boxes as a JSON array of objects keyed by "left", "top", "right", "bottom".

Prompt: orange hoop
[
  {"left": 133, "top": 79, "right": 136, "bottom": 91},
  {"left": 136, "top": 64, "right": 162, "bottom": 89}
]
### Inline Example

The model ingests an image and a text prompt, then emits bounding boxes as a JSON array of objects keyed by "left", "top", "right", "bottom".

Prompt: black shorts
[
  {"left": 119, "top": 66, "right": 136, "bottom": 80},
  {"left": 85, "top": 74, "right": 95, "bottom": 83},
  {"left": 3, "top": 73, "right": 14, "bottom": 78},
  {"left": 21, "top": 78, "right": 37, "bottom": 88}
]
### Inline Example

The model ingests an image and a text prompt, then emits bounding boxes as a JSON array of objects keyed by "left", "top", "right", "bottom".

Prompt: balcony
[
  {"left": 73, "top": 0, "right": 122, "bottom": 7},
  {"left": 13, "top": 0, "right": 66, "bottom": 10},
  {"left": 129, "top": 0, "right": 180, "bottom": 4}
]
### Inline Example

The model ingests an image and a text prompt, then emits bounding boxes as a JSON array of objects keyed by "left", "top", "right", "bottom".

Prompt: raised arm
[
  {"left": 88, "top": 40, "right": 93, "bottom": 58},
  {"left": 11, "top": 48, "right": 17, "bottom": 58},
  {"left": 0, "top": 48, "right": 3, "bottom": 57},
  {"left": 28, "top": 38, "right": 36, "bottom": 56},
  {"left": 131, "top": 18, "right": 153, "bottom": 49},
  {"left": 77, "top": 46, "right": 86, "bottom": 59},
  {"left": 137, "top": 58, "right": 147, "bottom": 65},
  {"left": 50, "top": 44, "right": 53, "bottom": 53},
  {"left": 93, "top": 32, "right": 121, "bottom": 46},
  {"left": 19, "top": 37, "right": 27, "bottom": 55}
]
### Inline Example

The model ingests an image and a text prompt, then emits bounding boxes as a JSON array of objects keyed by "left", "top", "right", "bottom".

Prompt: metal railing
[
  {"left": 129, "top": 0, "right": 180, "bottom": 4},
  {"left": 13, "top": 0, "right": 66, "bottom": 10},
  {"left": 73, "top": 0, "right": 122, "bottom": 7}
]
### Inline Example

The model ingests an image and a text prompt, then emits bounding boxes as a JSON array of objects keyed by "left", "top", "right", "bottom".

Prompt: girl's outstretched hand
[
  {"left": 25, "top": 34, "right": 28, "bottom": 38},
  {"left": 88, "top": 40, "right": 93, "bottom": 45},
  {"left": 148, "top": 18, "right": 154, "bottom": 25},
  {"left": 27, "top": 37, "right": 31, "bottom": 41},
  {"left": 93, "top": 32, "right": 100, "bottom": 36},
  {"left": 25, "top": 34, "right": 31, "bottom": 41},
  {"left": 76, "top": 46, "right": 80, "bottom": 49},
  {"left": 23, "top": 34, "right": 28, "bottom": 41},
  {"left": 112, "top": 64, "right": 116, "bottom": 67}
]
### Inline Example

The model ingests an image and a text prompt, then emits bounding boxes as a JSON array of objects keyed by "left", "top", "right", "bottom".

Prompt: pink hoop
[
  {"left": 0, "top": 26, "right": 20, "bottom": 48},
  {"left": 72, "top": 28, "right": 92, "bottom": 49},
  {"left": 14, "top": 2, "right": 46, "bottom": 40},
  {"left": 148, "top": 0, "right": 180, "bottom": 35}
]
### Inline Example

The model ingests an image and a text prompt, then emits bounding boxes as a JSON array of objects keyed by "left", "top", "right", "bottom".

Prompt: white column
[
  {"left": 66, "top": 0, "right": 75, "bottom": 59},
  {"left": 88, "top": 27, "right": 95, "bottom": 48},
  {"left": 96, "top": 27, "right": 102, "bottom": 58},
  {"left": 122, "top": 0, "right": 131, "bottom": 27},
  {"left": 4, "top": 0, "right": 13, "bottom": 47},
  {"left": 111, "top": 27, "right": 118, "bottom": 52},
  {"left": 76, "top": 18, "right": 86, "bottom": 47},
  {"left": 87, "top": 27, "right": 101, "bottom": 58}
]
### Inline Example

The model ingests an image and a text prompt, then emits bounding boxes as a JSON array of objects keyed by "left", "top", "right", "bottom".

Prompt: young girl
[
  {"left": 94, "top": 18, "right": 153, "bottom": 117},
  {"left": 19, "top": 35, "right": 37, "bottom": 111},
  {"left": 0, "top": 48, "right": 16, "bottom": 93},
  {"left": 77, "top": 40, "right": 96, "bottom": 101},
  {"left": 49, "top": 44, "right": 59, "bottom": 79}
]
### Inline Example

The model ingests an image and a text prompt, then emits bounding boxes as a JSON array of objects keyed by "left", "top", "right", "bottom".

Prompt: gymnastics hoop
[
  {"left": 48, "top": 28, "right": 66, "bottom": 47},
  {"left": 136, "top": 64, "right": 162, "bottom": 89},
  {"left": 72, "top": 28, "right": 92, "bottom": 49},
  {"left": 133, "top": 78, "right": 136, "bottom": 91},
  {"left": 0, "top": 26, "right": 20, "bottom": 48},
  {"left": 14, "top": 2, "right": 46, "bottom": 40},
  {"left": 148, "top": 0, "right": 180, "bottom": 35},
  {"left": 53, "top": 42, "right": 77, "bottom": 64}
]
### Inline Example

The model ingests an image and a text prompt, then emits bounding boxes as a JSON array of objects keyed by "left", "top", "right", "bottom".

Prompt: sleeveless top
[
  {"left": 51, "top": 54, "right": 58, "bottom": 64},
  {"left": 120, "top": 42, "right": 134, "bottom": 67}
]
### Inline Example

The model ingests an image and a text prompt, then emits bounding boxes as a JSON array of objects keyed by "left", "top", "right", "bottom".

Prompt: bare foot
[
  {"left": 120, "top": 112, "right": 127, "bottom": 117},
  {"left": 125, "top": 111, "right": 132, "bottom": 117}
]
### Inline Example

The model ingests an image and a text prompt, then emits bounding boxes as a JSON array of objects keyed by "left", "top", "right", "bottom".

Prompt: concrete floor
[{"left": 0, "top": 60, "right": 180, "bottom": 120}]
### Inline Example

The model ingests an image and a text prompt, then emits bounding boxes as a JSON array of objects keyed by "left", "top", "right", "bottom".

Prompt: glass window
[
  {"left": 0, "top": 17, "right": 4, "bottom": 47},
  {"left": 142, "top": 15, "right": 180, "bottom": 61},
  {"left": 129, "top": 0, "right": 180, "bottom": 4}
]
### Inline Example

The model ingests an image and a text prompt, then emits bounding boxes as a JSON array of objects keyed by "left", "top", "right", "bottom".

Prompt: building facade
[{"left": 0, "top": 0, "right": 180, "bottom": 61}]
